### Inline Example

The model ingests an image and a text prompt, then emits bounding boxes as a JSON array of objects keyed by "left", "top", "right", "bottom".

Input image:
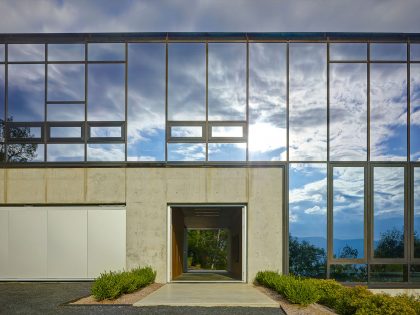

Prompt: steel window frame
[
  {"left": 46, "top": 121, "right": 84, "bottom": 143},
  {"left": 87, "top": 121, "right": 125, "bottom": 143}
]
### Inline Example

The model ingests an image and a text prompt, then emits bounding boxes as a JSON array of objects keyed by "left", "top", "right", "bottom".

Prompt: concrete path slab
[{"left": 133, "top": 283, "right": 280, "bottom": 308}]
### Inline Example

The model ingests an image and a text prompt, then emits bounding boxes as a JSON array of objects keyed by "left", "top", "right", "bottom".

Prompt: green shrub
[
  {"left": 91, "top": 266, "right": 156, "bottom": 301},
  {"left": 282, "top": 277, "right": 320, "bottom": 306}
]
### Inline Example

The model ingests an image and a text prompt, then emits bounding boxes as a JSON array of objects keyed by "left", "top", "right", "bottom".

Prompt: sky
[{"left": 0, "top": 0, "right": 420, "bottom": 33}]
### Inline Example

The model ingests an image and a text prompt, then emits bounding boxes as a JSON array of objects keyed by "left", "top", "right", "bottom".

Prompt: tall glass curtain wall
[{"left": 0, "top": 40, "right": 419, "bottom": 284}]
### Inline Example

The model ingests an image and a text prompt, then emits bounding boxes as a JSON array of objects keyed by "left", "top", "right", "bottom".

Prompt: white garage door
[{"left": 0, "top": 206, "right": 126, "bottom": 280}]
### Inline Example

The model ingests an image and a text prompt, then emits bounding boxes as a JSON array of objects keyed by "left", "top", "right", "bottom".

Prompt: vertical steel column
[
  {"left": 44, "top": 44, "right": 47, "bottom": 162},
  {"left": 124, "top": 42, "right": 128, "bottom": 161}
]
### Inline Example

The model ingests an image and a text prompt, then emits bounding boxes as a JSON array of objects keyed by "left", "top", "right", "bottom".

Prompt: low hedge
[
  {"left": 91, "top": 266, "right": 156, "bottom": 301},
  {"left": 255, "top": 271, "right": 420, "bottom": 314}
]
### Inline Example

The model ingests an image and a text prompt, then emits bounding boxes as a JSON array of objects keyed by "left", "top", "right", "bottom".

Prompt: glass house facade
[{"left": 0, "top": 32, "right": 419, "bottom": 285}]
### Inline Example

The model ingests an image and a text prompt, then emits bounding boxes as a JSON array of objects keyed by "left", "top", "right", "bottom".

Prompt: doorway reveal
[{"left": 167, "top": 205, "right": 247, "bottom": 283}]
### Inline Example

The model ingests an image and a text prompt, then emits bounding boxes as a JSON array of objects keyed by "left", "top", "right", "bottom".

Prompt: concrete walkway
[{"left": 133, "top": 283, "right": 280, "bottom": 308}]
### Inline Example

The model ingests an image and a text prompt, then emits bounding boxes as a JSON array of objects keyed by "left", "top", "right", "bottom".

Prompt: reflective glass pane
[
  {"left": 0, "top": 45, "right": 4, "bottom": 61},
  {"left": 0, "top": 144, "right": 4, "bottom": 162},
  {"left": 170, "top": 126, "right": 202, "bottom": 138},
  {"left": 47, "top": 103, "right": 85, "bottom": 121},
  {"left": 333, "top": 167, "right": 364, "bottom": 259},
  {"left": 47, "top": 144, "right": 84, "bottom": 161},
  {"left": 88, "top": 64, "right": 124, "bottom": 121},
  {"left": 411, "top": 64, "right": 420, "bottom": 161},
  {"left": 168, "top": 43, "right": 205, "bottom": 120},
  {"left": 208, "top": 43, "right": 246, "bottom": 120},
  {"left": 90, "top": 126, "right": 121, "bottom": 138},
  {"left": 249, "top": 43, "right": 287, "bottom": 161},
  {"left": 47, "top": 64, "right": 85, "bottom": 101},
  {"left": 289, "top": 164, "right": 327, "bottom": 278},
  {"left": 211, "top": 126, "right": 243, "bottom": 138},
  {"left": 330, "top": 63, "right": 367, "bottom": 161},
  {"left": 411, "top": 44, "right": 420, "bottom": 61},
  {"left": 48, "top": 44, "right": 85, "bottom": 61},
  {"left": 330, "top": 264, "right": 367, "bottom": 282},
  {"left": 289, "top": 44, "right": 327, "bottom": 161},
  {"left": 8, "top": 64, "right": 44, "bottom": 122},
  {"left": 8, "top": 44, "right": 44, "bottom": 61},
  {"left": 0, "top": 65, "right": 4, "bottom": 121},
  {"left": 208, "top": 143, "right": 246, "bottom": 161},
  {"left": 373, "top": 167, "right": 405, "bottom": 259},
  {"left": 88, "top": 43, "right": 125, "bottom": 61},
  {"left": 370, "top": 43, "right": 407, "bottom": 61},
  {"left": 410, "top": 265, "right": 420, "bottom": 282},
  {"left": 87, "top": 143, "right": 125, "bottom": 161},
  {"left": 370, "top": 264, "right": 406, "bottom": 282},
  {"left": 167, "top": 143, "right": 206, "bottom": 161},
  {"left": 50, "top": 126, "right": 81, "bottom": 138},
  {"left": 371, "top": 64, "right": 407, "bottom": 161},
  {"left": 127, "top": 44, "right": 165, "bottom": 162},
  {"left": 330, "top": 43, "right": 367, "bottom": 61},
  {"left": 9, "top": 126, "right": 41, "bottom": 139},
  {"left": 414, "top": 168, "right": 420, "bottom": 258},
  {"left": 7, "top": 143, "right": 44, "bottom": 162}
]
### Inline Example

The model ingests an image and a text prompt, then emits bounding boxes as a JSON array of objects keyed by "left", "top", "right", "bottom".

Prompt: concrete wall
[{"left": 0, "top": 167, "right": 284, "bottom": 283}]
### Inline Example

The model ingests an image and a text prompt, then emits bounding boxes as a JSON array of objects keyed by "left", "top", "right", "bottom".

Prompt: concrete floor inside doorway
[{"left": 133, "top": 283, "right": 280, "bottom": 308}]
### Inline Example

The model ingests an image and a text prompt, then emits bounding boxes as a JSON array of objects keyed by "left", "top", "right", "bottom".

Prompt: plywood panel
[
  {"left": 88, "top": 209, "right": 126, "bottom": 278},
  {"left": 47, "top": 209, "right": 87, "bottom": 278},
  {"left": 0, "top": 211, "right": 8, "bottom": 277},
  {"left": 8, "top": 209, "right": 47, "bottom": 278}
]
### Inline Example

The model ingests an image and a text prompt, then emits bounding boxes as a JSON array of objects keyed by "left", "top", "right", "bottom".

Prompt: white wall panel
[
  {"left": 47, "top": 209, "right": 87, "bottom": 278},
  {"left": 8, "top": 209, "right": 47, "bottom": 278},
  {"left": 88, "top": 209, "right": 126, "bottom": 278},
  {"left": 0, "top": 211, "right": 8, "bottom": 277}
]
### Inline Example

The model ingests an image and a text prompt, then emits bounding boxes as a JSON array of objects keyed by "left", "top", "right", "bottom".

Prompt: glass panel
[
  {"left": 8, "top": 64, "right": 44, "bottom": 122},
  {"left": 211, "top": 126, "right": 243, "bottom": 138},
  {"left": 414, "top": 168, "right": 420, "bottom": 258},
  {"left": 168, "top": 43, "right": 205, "bottom": 120},
  {"left": 289, "top": 44, "right": 327, "bottom": 161},
  {"left": 9, "top": 126, "right": 41, "bottom": 139},
  {"left": 370, "top": 264, "right": 406, "bottom": 282},
  {"left": 47, "top": 144, "right": 84, "bottom": 161},
  {"left": 88, "top": 43, "right": 125, "bottom": 61},
  {"left": 0, "top": 144, "right": 4, "bottom": 162},
  {"left": 249, "top": 43, "right": 287, "bottom": 161},
  {"left": 411, "top": 44, "right": 420, "bottom": 61},
  {"left": 50, "top": 126, "right": 81, "bottom": 138},
  {"left": 208, "top": 143, "right": 246, "bottom": 161},
  {"left": 289, "top": 164, "right": 327, "bottom": 278},
  {"left": 47, "top": 103, "right": 85, "bottom": 121},
  {"left": 371, "top": 64, "right": 407, "bottom": 161},
  {"left": 410, "top": 265, "right": 420, "bottom": 282},
  {"left": 7, "top": 143, "right": 44, "bottom": 162},
  {"left": 8, "top": 44, "right": 44, "bottom": 62},
  {"left": 170, "top": 126, "right": 202, "bottom": 138},
  {"left": 370, "top": 43, "right": 407, "bottom": 61},
  {"left": 208, "top": 43, "right": 246, "bottom": 121},
  {"left": 87, "top": 143, "right": 125, "bottom": 161},
  {"left": 47, "top": 64, "right": 85, "bottom": 101},
  {"left": 127, "top": 44, "right": 165, "bottom": 162},
  {"left": 373, "top": 167, "right": 405, "bottom": 259},
  {"left": 0, "top": 65, "right": 4, "bottom": 122},
  {"left": 48, "top": 44, "right": 85, "bottom": 61},
  {"left": 167, "top": 143, "right": 206, "bottom": 161},
  {"left": 330, "top": 43, "right": 367, "bottom": 61},
  {"left": 0, "top": 45, "right": 4, "bottom": 61},
  {"left": 90, "top": 126, "right": 121, "bottom": 138},
  {"left": 411, "top": 64, "right": 420, "bottom": 161},
  {"left": 88, "top": 64, "right": 125, "bottom": 121},
  {"left": 330, "top": 63, "right": 367, "bottom": 161},
  {"left": 330, "top": 264, "right": 367, "bottom": 282},
  {"left": 333, "top": 167, "right": 365, "bottom": 259}
]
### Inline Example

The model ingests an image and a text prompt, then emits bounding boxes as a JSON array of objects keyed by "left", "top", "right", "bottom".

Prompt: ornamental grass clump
[{"left": 91, "top": 266, "right": 156, "bottom": 301}]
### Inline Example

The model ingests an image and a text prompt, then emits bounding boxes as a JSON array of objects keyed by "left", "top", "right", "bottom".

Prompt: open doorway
[{"left": 167, "top": 205, "right": 247, "bottom": 282}]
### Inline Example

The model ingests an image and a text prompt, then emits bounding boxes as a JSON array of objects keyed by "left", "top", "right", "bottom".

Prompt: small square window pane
[
  {"left": 0, "top": 45, "right": 4, "bottom": 62},
  {"left": 410, "top": 265, "right": 420, "bottom": 282},
  {"left": 87, "top": 143, "right": 125, "bottom": 161},
  {"left": 330, "top": 43, "right": 367, "bottom": 61},
  {"left": 370, "top": 43, "right": 407, "bottom": 61},
  {"left": 8, "top": 44, "right": 45, "bottom": 62},
  {"left": 50, "top": 127, "right": 81, "bottom": 138},
  {"left": 370, "top": 264, "right": 406, "bottom": 282},
  {"left": 208, "top": 143, "right": 246, "bottom": 161},
  {"left": 90, "top": 126, "right": 121, "bottom": 138},
  {"left": 167, "top": 143, "right": 205, "bottom": 161},
  {"left": 211, "top": 126, "right": 243, "bottom": 138},
  {"left": 9, "top": 126, "right": 42, "bottom": 139},
  {"left": 47, "top": 144, "right": 84, "bottom": 161},
  {"left": 48, "top": 44, "right": 85, "bottom": 61},
  {"left": 88, "top": 43, "right": 125, "bottom": 61},
  {"left": 47, "top": 103, "right": 85, "bottom": 121},
  {"left": 7, "top": 143, "right": 44, "bottom": 162},
  {"left": 48, "top": 64, "right": 85, "bottom": 101},
  {"left": 170, "top": 126, "right": 202, "bottom": 138},
  {"left": 330, "top": 264, "right": 367, "bottom": 282},
  {"left": 411, "top": 44, "right": 420, "bottom": 61}
]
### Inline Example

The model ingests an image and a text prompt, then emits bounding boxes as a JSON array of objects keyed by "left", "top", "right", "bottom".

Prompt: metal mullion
[
  {"left": 327, "top": 42, "right": 330, "bottom": 162},
  {"left": 286, "top": 43, "right": 289, "bottom": 162},
  {"left": 86, "top": 60, "right": 125, "bottom": 64},
  {"left": 369, "top": 60, "right": 407, "bottom": 64},
  {"left": 46, "top": 61, "right": 85, "bottom": 65},
  {"left": 84, "top": 43, "right": 88, "bottom": 162},
  {"left": 7, "top": 61, "right": 44, "bottom": 65},
  {"left": 246, "top": 39, "right": 249, "bottom": 162},
  {"left": 124, "top": 42, "right": 128, "bottom": 162},
  {"left": 165, "top": 40, "right": 168, "bottom": 162},
  {"left": 4, "top": 43, "right": 8, "bottom": 163},
  {"left": 205, "top": 41, "right": 209, "bottom": 162},
  {"left": 329, "top": 60, "right": 368, "bottom": 64},
  {"left": 408, "top": 43, "right": 411, "bottom": 163},
  {"left": 367, "top": 43, "right": 371, "bottom": 162},
  {"left": 44, "top": 44, "right": 47, "bottom": 162},
  {"left": 46, "top": 101, "right": 85, "bottom": 104}
]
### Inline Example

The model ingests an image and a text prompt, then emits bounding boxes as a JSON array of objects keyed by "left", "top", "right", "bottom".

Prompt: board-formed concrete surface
[{"left": 133, "top": 283, "right": 280, "bottom": 307}]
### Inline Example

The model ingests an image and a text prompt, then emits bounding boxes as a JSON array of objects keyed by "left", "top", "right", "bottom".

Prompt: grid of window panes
[{"left": 0, "top": 36, "right": 419, "bottom": 285}]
